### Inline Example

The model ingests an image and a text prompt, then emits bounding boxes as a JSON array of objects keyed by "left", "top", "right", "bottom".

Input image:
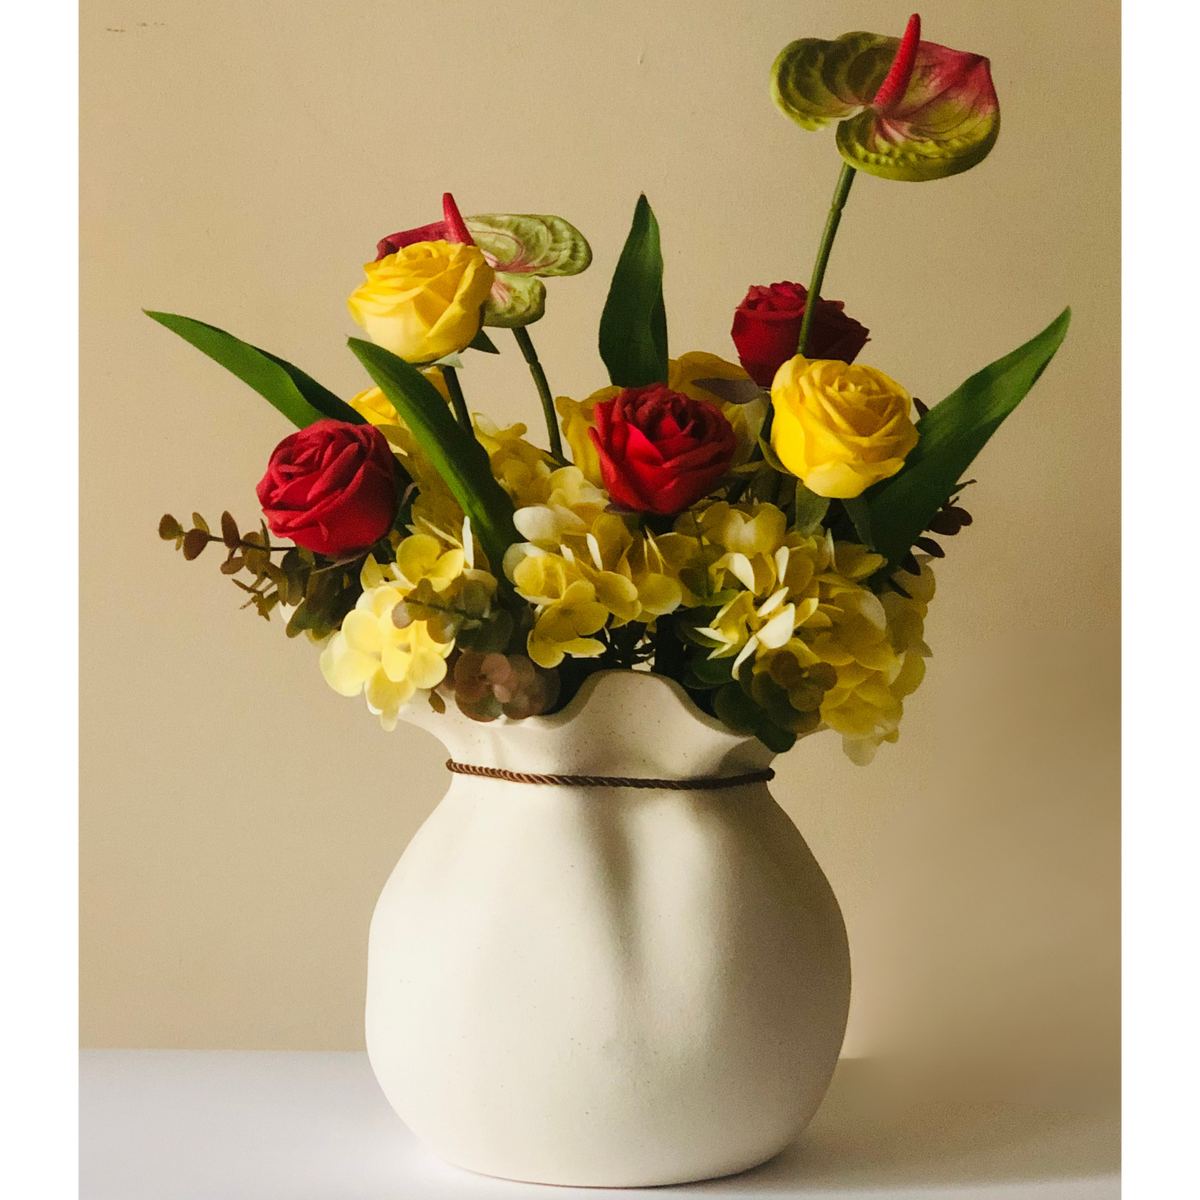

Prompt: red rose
[
  {"left": 731, "top": 281, "right": 869, "bottom": 386},
  {"left": 256, "top": 419, "right": 401, "bottom": 557},
  {"left": 588, "top": 385, "right": 737, "bottom": 515}
]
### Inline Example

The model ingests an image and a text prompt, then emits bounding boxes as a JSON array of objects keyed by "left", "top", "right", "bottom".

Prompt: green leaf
[
  {"left": 713, "top": 682, "right": 796, "bottom": 754},
  {"left": 841, "top": 496, "right": 875, "bottom": 549},
  {"left": 181, "top": 529, "right": 209, "bottom": 561},
  {"left": 757, "top": 435, "right": 789, "bottom": 474},
  {"left": 220, "top": 511, "right": 240, "bottom": 548},
  {"left": 145, "top": 311, "right": 365, "bottom": 428},
  {"left": 771, "top": 30, "right": 1000, "bottom": 183},
  {"left": 598, "top": 195, "right": 668, "bottom": 387},
  {"left": 468, "top": 328, "right": 501, "bottom": 354},
  {"left": 867, "top": 308, "right": 1071, "bottom": 569},
  {"left": 347, "top": 339, "right": 518, "bottom": 578},
  {"left": 158, "top": 514, "right": 184, "bottom": 540},
  {"left": 684, "top": 654, "right": 735, "bottom": 690},
  {"left": 792, "top": 483, "right": 831, "bottom": 536}
]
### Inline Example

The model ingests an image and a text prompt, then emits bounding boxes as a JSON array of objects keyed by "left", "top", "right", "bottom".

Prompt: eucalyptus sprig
[{"left": 158, "top": 510, "right": 360, "bottom": 633}]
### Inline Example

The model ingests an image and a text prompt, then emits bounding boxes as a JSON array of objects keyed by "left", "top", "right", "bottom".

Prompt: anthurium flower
[
  {"left": 374, "top": 194, "right": 591, "bottom": 328},
  {"left": 771, "top": 13, "right": 999, "bottom": 181}
]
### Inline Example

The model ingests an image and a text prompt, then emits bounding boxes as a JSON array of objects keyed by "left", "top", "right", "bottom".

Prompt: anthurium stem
[
  {"left": 796, "top": 163, "right": 857, "bottom": 357},
  {"left": 441, "top": 365, "right": 472, "bottom": 431},
  {"left": 743, "top": 162, "right": 859, "bottom": 491},
  {"left": 512, "top": 326, "right": 566, "bottom": 463}
]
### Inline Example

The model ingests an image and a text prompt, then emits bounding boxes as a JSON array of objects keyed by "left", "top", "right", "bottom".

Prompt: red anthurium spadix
[
  {"left": 375, "top": 193, "right": 474, "bottom": 259},
  {"left": 771, "top": 13, "right": 999, "bottom": 182}
]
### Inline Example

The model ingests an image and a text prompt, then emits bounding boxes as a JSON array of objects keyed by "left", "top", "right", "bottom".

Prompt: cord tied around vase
[{"left": 444, "top": 761, "right": 774, "bottom": 790}]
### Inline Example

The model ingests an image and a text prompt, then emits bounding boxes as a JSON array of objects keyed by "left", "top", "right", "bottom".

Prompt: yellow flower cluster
[
  {"left": 339, "top": 376, "right": 933, "bottom": 758},
  {"left": 676, "top": 501, "right": 933, "bottom": 762},
  {"left": 318, "top": 532, "right": 496, "bottom": 730},
  {"left": 504, "top": 466, "right": 690, "bottom": 667}
]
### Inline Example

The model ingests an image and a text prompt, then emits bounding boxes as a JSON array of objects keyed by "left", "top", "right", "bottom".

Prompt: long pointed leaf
[
  {"left": 145, "top": 310, "right": 364, "bottom": 427},
  {"left": 867, "top": 308, "right": 1071, "bottom": 568},
  {"left": 347, "top": 338, "right": 517, "bottom": 577},
  {"left": 598, "top": 195, "right": 668, "bottom": 387}
]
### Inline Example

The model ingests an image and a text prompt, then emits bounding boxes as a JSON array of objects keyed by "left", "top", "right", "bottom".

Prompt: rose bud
[
  {"left": 257, "top": 419, "right": 402, "bottom": 557},
  {"left": 588, "top": 385, "right": 738, "bottom": 515},
  {"left": 731, "top": 281, "right": 869, "bottom": 386}
]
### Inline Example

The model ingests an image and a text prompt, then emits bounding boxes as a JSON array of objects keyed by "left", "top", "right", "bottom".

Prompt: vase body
[{"left": 365, "top": 669, "right": 850, "bottom": 1187}]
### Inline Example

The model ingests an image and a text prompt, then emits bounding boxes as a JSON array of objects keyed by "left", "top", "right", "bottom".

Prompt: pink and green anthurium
[
  {"left": 771, "top": 13, "right": 999, "bottom": 182},
  {"left": 375, "top": 193, "right": 591, "bottom": 328}
]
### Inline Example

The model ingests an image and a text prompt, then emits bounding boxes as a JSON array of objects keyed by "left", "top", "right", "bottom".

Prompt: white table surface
[{"left": 79, "top": 1051, "right": 1119, "bottom": 1199}]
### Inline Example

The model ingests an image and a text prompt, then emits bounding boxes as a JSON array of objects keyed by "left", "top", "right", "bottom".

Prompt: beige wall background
[{"left": 81, "top": 0, "right": 1119, "bottom": 1101}]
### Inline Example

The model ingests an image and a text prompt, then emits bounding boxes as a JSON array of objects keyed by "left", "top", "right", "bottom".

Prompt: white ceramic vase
[{"left": 365, "top": 669, "right": 850, "bottom": 1187}]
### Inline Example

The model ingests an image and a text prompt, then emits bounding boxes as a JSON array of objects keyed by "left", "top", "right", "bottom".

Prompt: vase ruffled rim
[{"left": 403, "top": 668, "right": 777, "bottom": 778}]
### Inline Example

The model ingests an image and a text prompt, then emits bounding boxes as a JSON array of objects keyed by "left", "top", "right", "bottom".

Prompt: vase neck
[{"left": 402, "top": 670, "right": 775, "bottom": 780}]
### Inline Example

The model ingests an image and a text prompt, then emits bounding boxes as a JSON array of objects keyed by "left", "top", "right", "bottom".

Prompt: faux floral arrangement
[{"left": 155, "top": 14, "right": 1067, "bottom": 764}]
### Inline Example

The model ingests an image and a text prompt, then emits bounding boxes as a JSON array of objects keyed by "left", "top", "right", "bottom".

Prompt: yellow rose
[
  {"left": 770, "top": 356, "right": 918, "bottom": 498},
  {"left": 348, "top": 241, "right": 495, "bottom": 364}
]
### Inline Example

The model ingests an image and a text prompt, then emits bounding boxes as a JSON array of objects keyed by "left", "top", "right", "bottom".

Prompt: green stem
[
  {"left": 512, "top": 326, "right": 566, "bottom": 463},
  {"left": 651, "top": 613, "right": 687, "bottom": 680},
  {"left": 735, "top": 161, "right": 859, "bottom": 504},
  {"left": 795, "top": 162, "right": 857, "bottom": 358},
  {"left": 441, "top": 365, "right": 472, "bottom": 431}
]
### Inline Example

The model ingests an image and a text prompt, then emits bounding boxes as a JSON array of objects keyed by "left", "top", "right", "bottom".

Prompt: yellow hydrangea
[
  {"left": 505, "top": 472, "right": 691, "bottom": 655},
  {"left": 511, "top": 551, "right": 610, "bottom": 668},
  {"left": 472, "top": 416, "right": 558, "bottom": 507},
  {"left": 814, "top": 556, "right": 935, "bottom": 764},
  {"left": 318, "top": 524, "right": 505, "bottom": 728},
  {"left": 319, "top": 582, "right": 453, "bottom": 730},
  {"left": 672, "top": 499, "right": 933, "bottom": 761}
]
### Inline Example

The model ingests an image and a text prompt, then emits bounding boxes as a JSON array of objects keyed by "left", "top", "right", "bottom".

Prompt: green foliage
[
  {"left": 867, "top": 308, "right": 1071, "bottom": 569},
  {"left": 841, "top": 496, "right": 875, "bottom": 548},
  {"left": 713, "top": 682, "right": 797, "bottom": 754},
  {"left": 347, "top": 339, "right": 519, "bottom": 577},
  {"left": 467, "top": 328, "right": 501, "bottom": 354},
  {"left": 793, "top": 482, "right": 832, "bottom": 536},
  {"left": 160, "top": 509, "right": 364, "bottom": 630},
  {"left": 598, "top": 195, "right": 669, "bottom": 387},
  {"left": 145, "top": 311, "right": 365, "bottom": 428}
]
